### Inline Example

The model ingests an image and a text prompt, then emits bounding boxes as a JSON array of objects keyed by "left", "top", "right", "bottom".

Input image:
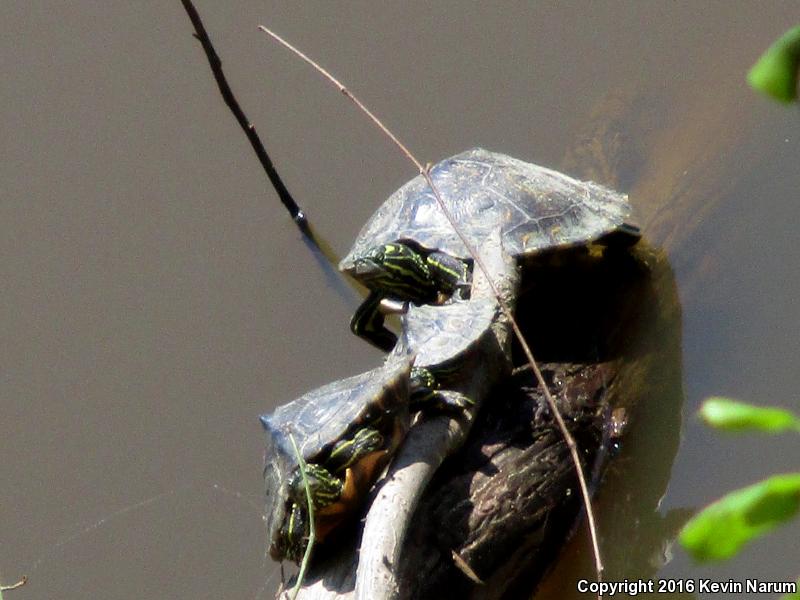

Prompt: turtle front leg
[
  {"left": 350, "top": 291, "right": 397, "bottom": 352},
  {"left": 409, "top": 366, "right": 439, "bottom": 408},
  {"left": 409, "top": 366, "right": 474, "bottom": 413}
]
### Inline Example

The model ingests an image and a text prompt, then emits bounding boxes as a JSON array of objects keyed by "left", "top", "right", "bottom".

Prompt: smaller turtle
[
  {"left": 260, "top": 355, "right": 414, "bottom": 562},
  {"left": 340, "top": 148, "right": 640, "bottom": 350}
]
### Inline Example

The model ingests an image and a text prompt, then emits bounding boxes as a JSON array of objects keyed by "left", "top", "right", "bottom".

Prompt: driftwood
[
  {"left": 272, "top": 77, "right": 763, "bottom": 598},
  {"left": 397, "top": 362, "right": 624, "bottom": 599},
  {"left": 400, "top": 242, "right": 681, "bottom": 599},
  {"left": 357, "top": 232, "right": 519, "bottom": 600}
]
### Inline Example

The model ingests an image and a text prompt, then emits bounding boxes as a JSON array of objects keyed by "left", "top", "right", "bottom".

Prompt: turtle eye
[{"left": 365, "top": 245, "right": 386, "bottom": 263}]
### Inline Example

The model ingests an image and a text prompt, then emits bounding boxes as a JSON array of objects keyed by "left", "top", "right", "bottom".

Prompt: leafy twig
[
  {"left": 748, "top": 25, "right": 800, "bottom": 103},
  {"left": 681, "top": 399, "right": 800, "bottom": 564}
]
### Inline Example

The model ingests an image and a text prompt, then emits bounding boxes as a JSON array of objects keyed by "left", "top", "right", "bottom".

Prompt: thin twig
[
  {"left": 179, "top": 1, "right": 311, "bottom": 235},
  {"left": 288, "top": 433, "right": 316, "bottom": 600},
  {"left": 0, "top": 576, "right": 27, "bottom": 592},
  {"left": 257, "top": 24, "right": 605, "bottom": 591}
]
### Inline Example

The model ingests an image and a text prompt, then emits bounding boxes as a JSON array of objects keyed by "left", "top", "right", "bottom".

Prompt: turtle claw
[{"left": 410, "top": 367, "right": 474, "bottom": 415}]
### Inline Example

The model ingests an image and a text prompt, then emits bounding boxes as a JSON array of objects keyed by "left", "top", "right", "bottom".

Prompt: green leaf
[
  {"left": 680, "top": 473, "right": 800, "bottom": 562},
  {"left": 699, "top": 397, "right": 800, "bottom": 433},
  {"left": 747, "top": 25, "right": 800, "bottom": 103}
]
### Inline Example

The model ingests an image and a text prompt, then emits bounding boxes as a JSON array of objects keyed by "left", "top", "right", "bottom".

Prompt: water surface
[{"left": 2, "top": 3, "right": 799, "bottom": 598}]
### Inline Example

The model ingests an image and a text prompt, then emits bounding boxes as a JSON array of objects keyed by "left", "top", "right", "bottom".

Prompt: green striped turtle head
[
  {"left": 263, "top": 357, "right": 414, "bottom": 561},
  {"left": 350, "top": 242, "right": 470, "bottom": 302},
  {"left": 350, "top": 242, "right": 439, "bottom": 303},
  {"left": 274, "top": 503, "right": 308, "bottom": 563},
  {"left": 288, "top": 463, "right": 345, "bottom": 511},
  {"left": 271, "top": 426, "right": 392, "bottom": 562}
]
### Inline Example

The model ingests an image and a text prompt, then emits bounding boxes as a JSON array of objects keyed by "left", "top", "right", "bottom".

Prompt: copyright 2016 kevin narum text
[{"left": 577, "top": 578, "right": 797, "bottom": 596}]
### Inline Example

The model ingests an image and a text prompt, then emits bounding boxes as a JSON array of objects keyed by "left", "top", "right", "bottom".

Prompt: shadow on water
[{"left": 300, "top": 223, "right": 363, "bottom": 310}]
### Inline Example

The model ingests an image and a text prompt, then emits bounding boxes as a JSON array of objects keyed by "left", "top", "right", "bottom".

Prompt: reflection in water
[{"left": 300, "top": 224, "right": 363, "bottom": 310}]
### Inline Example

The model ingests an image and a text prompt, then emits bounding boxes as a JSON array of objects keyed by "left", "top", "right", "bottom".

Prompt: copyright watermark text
[{"left": 576, "top": 578, "right": 797, "bottom": 596}]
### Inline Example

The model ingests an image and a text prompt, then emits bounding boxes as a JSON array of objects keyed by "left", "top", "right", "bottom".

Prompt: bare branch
[
  {"left": 0, "top": 576, "right": 28, "bottom": 592},
  {"left": 180, "top": 1, "right": 311, "bottom": 236}
]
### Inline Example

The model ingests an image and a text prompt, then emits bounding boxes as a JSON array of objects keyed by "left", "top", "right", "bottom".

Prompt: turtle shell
[
  {"left": 392, "top": 297, "right": 497, "bottom": 370},
  {"left": 340, "top": 148, "right": 634, "bottom": 272},
  {"left": 260, "top": 355, "right": 412, "bottom": 557}
]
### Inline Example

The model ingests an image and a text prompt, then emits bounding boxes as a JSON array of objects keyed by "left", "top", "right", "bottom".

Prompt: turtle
[
  {"left": 260, "top": 354, "right": 414, "bottom": 562},
  {"left": 339, "top": 147, "right": 640, "bottom": 350}
]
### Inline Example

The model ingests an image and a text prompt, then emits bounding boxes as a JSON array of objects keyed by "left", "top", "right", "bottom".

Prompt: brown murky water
[{"left": 2, "top": 3, "right": 799, "bottom": 599}]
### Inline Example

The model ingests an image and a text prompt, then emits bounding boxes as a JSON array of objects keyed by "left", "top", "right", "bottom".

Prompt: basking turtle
[
  {"left": 339, "top": 147, "right": 640, "bottom": 350},
  {"left": 260, "top": 354, "right": 414, "bottom": 562}
]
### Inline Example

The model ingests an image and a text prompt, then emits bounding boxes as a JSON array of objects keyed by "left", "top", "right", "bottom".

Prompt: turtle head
[
  {"left": 288, "top": 463, "right": 344, "bottom": 509},
  {"left": 271, "top": 463, "right": 344, "bottom": 562},
  {"left": 350, "top": 244, "right": 394, "bottom": 282},
  {"left": 272, "top": 502, "right": 308, "bottom": 562},
  {"left": 350, "top": 242, "right": 437, "bottom": 301}
]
